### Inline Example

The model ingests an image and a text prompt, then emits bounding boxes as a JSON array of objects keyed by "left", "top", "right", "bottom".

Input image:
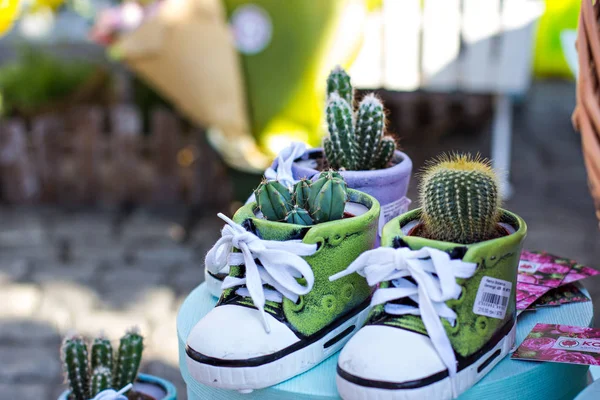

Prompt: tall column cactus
[
  {"left": 355, "top": 94, "right": 396, "bottom": 170},
  {"left": 419, "top": 154, "right": 501, "bottom": 244},
  {"left": 325, "top": 93, "right": 357, "bottom": 170},
  {"left": 113, "top": 329, "right": 144, "bottom": 389},
  {"left": 61, "top": 335, "right": 90, "bottom": 400},
  {"left": 90, "top": 367, "right": 112, "bottom": 397},
  {"left": 326, "top": 65, "right": 354, "bottom": 107},
  {"left": 323, "top": 67, "right": 396, "bottom": 171},
  {"left": 91, "top": 335, "right": 113, "bottom": 372}
]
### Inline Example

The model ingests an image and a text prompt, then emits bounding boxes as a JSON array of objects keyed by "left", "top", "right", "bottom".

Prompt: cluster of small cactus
[
  {"left": 323, "top": 66, "right": 396, "bottom": 171},
  {"left": 419, "top": 153, "right": 501, "bottom": 244},
  {"left": 255, "top": 171, "right": 348, "bottom": 225},
  {"left": 61, "top": 329, "right": 143, "bottom": 399}
]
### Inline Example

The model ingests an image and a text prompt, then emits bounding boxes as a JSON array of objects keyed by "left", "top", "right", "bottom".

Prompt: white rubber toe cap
[
  {"left": 186, "top": 304, "right": 300, "bottom": 360},
  {"left": 337, "top": 325, "right": 446, "bottom": 383}
]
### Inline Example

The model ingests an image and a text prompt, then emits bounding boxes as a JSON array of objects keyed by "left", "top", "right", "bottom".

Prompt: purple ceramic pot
[{"left": 273, "top": 148, "right": 413, "bottom": 240}]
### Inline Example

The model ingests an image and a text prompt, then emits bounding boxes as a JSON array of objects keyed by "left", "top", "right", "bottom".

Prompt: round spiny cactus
[
  {"left": 285, "top": 205, "right": 314, "bottom": 226},
  {"left": 308, "top": 170, "right": 348, "bottom": 223},
  {"left": 419, "top": 154, "right": 501, "bottom": 244},
  {"left": 292, "top": 178, "right": 311, "bottom": 209},
  {"left": 61, "top": 335, "right": 90, "bottom": 400},
  {"left": 255, "top": 180, "right": 293, "bottom": 221},
  {"left": 326, "top": 65, "right": 354, "bottom": 107}
]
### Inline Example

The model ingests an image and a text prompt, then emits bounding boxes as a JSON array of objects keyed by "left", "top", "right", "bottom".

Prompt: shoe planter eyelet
[
  {"left": 311, "top": 236, "right": 325, "bottom": 252},
  {"left": 341, "top": 283, "right": 354, "bottom": 301},
  {"left": 475, "top": 315, "right": 489, "bottom": 335},
  {"left": 321, "top": 295, "right": 338, "bottom": 314},
  {"left": 445, "top": 317, "right": 460, "bottom": 334},
  {"left": 448, "top": 285, "right": 466, "bottom": 308},
  {"left": 290, "top": 295, "right": 305, "bottom": 312},
  {"left": 330, "top": 233, "right": 345, "bottom": 246}
]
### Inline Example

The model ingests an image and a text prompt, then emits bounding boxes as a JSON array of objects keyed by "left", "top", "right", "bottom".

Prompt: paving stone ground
[{"left": 1, "top": 80, "right": 599, "bottom": 399}]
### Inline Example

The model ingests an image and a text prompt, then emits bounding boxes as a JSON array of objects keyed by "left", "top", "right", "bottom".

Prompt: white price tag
[
  {"left": 378, "top": 196, "right": 411, "bottom": 236},
  {"left": 473, "top": 276, "right": 512, "bottom": 319}
]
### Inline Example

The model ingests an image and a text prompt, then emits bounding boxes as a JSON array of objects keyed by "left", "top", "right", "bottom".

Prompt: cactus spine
[
  {"left": 90, "top": 367, "right": 112, "bottom": 397},
  {"left": 308, "top": 170, "right": 348, "bottom": 223},
  {"left": 419, "top": 154, "right": 501, "bottom": 244},
  {"left": 255, "top": 180, "right": 293, "bottom": 221},
  {"left": 326, "top": 65, "right": 354, "bottom": 107},
  {"left": 61, "top": 335, "right": 90, "bottom": 400},
  {"left": 91, "top": 336, "right": 113, "bottom": 372},
  {"left": 114, "top": 329, "right": 144, "bottom": 389},
  {"left": 285, "top": 205, "right": 314, "bottom": 226},
  {"left": 324, "top": 67, "right": 396, "bottom": 170}
]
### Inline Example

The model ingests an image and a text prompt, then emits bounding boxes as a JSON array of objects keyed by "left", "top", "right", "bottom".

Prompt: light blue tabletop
[{"left": 177, "top": 283, "right": 593, "bottom": 400}]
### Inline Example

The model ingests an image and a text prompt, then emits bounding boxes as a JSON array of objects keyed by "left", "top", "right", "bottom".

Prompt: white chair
[{"left": 349, "top": 0, "right": 545, "bottom": 198}]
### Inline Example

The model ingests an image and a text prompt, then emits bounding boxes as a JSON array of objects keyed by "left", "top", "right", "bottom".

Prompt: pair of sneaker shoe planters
[{"left": 186, "top": 195, "right": 526, "bottom": 400}]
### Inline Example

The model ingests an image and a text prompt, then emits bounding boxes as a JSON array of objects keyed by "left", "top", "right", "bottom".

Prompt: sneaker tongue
[
  {"left": 380, "top": 314, "right": 429, "bottom": 336},
  {"left": 230, "top": 292, "right": 285, "bottom": 319}
]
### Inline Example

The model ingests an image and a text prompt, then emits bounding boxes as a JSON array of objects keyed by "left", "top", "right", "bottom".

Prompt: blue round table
[{"left": 177, "top": 283, "right": 593, "bottom": 400}]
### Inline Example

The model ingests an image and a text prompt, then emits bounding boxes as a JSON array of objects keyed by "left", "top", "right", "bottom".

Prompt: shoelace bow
[
  {"left": 205, "top": 213, "right": 317, "bottom": 333},
  {"left": 330, "top": 246, "right": 476, "bottom": 398}
]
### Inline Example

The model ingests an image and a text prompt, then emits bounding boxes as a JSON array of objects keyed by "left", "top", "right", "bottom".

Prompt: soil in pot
[
  {"left": 406, "top": 223, "right": 510, "bottom": 243},
  {"left": 127, "top": 391, "right": 156, "bottom": 400}
]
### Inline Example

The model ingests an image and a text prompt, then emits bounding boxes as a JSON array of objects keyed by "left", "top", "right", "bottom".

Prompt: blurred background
[{"left": 0, "top": 0, "right": 598, "bottom": 398}]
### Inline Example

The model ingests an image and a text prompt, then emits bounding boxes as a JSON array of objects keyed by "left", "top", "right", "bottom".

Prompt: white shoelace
[
  {"left": 205, "top": 213, "right": 317, "bottom": 333},
  {"left": 246, "top": 142, "right": 307, "bottom": 204},
  {"left": 330, "top": 246, "right": 476, "bottom": 398},
  {"left": 90, "top": 383, "right": 132, "bottom": 400}
]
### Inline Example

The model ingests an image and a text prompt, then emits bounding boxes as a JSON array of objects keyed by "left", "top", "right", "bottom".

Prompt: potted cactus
[
  {"left": 331, "top": 154, "right": 527, "bottom": 400},
  {"left": 285, "top": 66, "right": 412, "bottom": 229},
  {"left": 204, "top": 170, "right": 375, "bottom": 296},
  {"left": 187, "top": 173, "right": 380, "bottom": 390},
  {"left": 58, "top": 329, "right": 176, "bottom": 400}
]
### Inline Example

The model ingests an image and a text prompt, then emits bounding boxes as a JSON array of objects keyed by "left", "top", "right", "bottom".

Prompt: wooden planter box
[{"left": 0, "top": 104, "right": 231, "bottom": 207}]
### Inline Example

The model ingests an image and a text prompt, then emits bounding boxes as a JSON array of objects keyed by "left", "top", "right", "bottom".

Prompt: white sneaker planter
[
  {"left": 331, "top": 207, "right": 527, "bottom": 400},
  {"left": 187, "top": 188, "right": 380, "bottom": 392}
]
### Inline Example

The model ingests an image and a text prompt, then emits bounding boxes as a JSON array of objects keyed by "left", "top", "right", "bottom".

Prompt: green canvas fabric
[
  {"left": 373, "top": 208, "right": 527, "bottom": 358},
  {"left": 219, "top": 189, "right": 379, "bottom": 337}
]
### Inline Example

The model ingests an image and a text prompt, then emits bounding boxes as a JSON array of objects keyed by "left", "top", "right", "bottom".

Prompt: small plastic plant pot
[
  {"left": 289, "top": 148, "right": 412, "bottom": 214},
  {"left": 57, "top": 373, "right": 177, "bottom": 400}
]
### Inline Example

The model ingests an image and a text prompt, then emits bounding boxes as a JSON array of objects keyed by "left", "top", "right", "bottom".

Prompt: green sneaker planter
[
  {"left": 331, "top": 155, "right": 527, "bottom": 400},
  {"left": 185, "top": 187, "right": 379, "bottom": 391}
]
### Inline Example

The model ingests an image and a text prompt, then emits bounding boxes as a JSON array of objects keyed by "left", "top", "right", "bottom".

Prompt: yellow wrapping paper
[
  {"left": 115, "top": 0, "right": 365, "bottom": 172},
  {"left": 115, "top": 0, "right": 269, "bottom": 170}
]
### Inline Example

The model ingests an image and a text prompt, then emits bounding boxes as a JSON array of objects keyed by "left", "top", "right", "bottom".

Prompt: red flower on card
[
  {"left": 539, "top": 349, "right": 600, "bottom": 365},
  {"left": 538, "top": 264, "right": 571, "bottom": 275},
  {"left": 520, "top": 337, "right": 556, "bottom": 351}
]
